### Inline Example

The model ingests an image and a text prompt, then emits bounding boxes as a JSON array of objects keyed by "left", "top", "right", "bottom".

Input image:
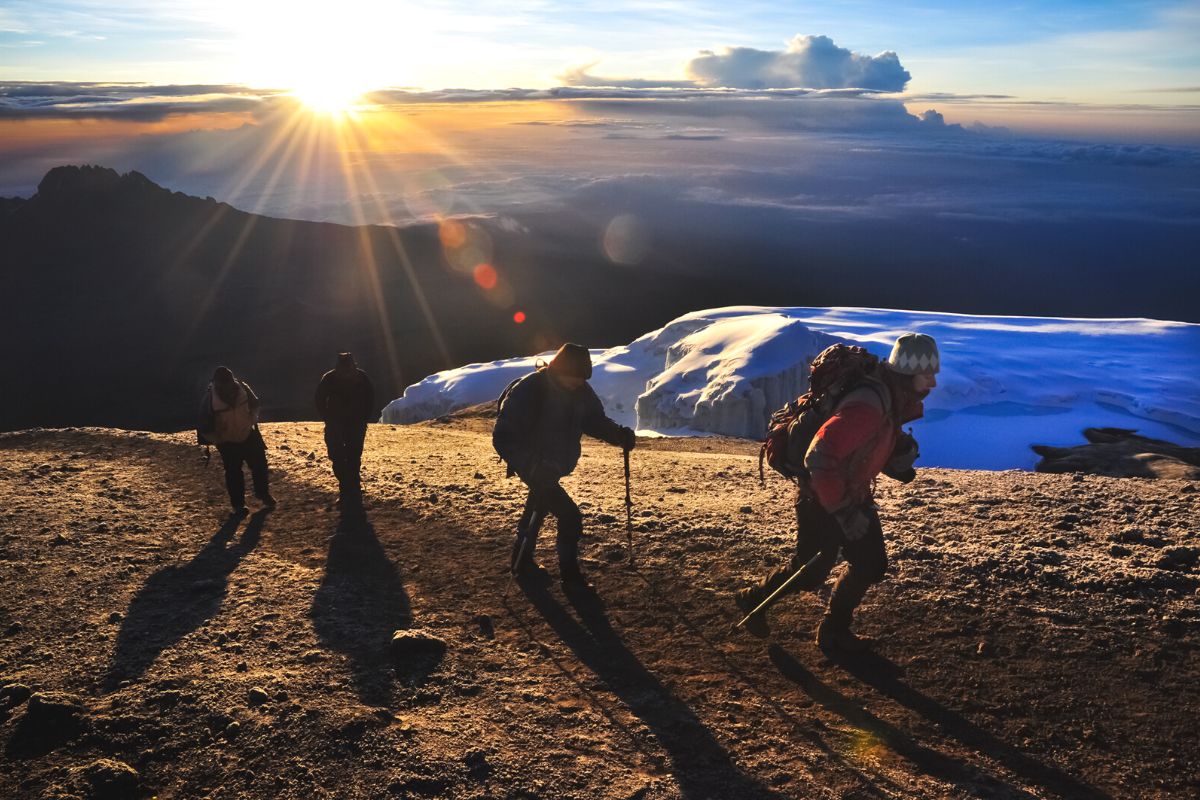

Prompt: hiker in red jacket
[{"left": 736, "top": 333, "right": 939, "bottom": 651}]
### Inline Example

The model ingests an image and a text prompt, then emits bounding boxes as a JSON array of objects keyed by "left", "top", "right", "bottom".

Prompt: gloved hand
[
  {"left": 619, "top": 426, "right": 636, "bottom": 452},
  {"left": 833, "top": 504, "right": 873, "bottom": 542},
  {"left": 883, "top": 429, "right": 919, "bottom": 484}
]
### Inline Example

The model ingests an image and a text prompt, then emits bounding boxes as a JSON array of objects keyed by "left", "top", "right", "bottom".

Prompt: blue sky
[{"left": 2, "top": 0, "right": 1198, "bottom": 104}]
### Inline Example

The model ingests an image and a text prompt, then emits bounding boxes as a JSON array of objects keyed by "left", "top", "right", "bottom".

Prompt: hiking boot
[
  {"left": 230, "top": 504, "right": 249, "bottom": 517},
  {"left": 815, "top": 617, "right": 870, "bottom": 653},
  {"left": 256, "top": 492, "right": 277, "bottom": 509},
  {"left": 734, "top": 587, "right": 771, "bottom": 638}
]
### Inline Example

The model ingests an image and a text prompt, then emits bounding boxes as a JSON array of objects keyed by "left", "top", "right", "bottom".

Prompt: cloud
[
  {"left": 685, "top": 34, "right": 911, "bottom": 92},
  {"left": 0, "top": 82, "right": 286, "bottom": 121},
  {"left": 559, "top": 64, "right": 694, "bottom": 90}
]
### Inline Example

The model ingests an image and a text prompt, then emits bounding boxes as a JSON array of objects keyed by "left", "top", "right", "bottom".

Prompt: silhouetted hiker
[
  {"left": 737, "top": 333, "right": 939, "bottom": 651},
  {"left": 494, "top": 343, "right": 636, "bottom": 588},
  {"left": 197, "top": 366, "right": 276, "bottom": 514},
  {"left": 315, "top": 352, "right": 375, "bottom": 509}
]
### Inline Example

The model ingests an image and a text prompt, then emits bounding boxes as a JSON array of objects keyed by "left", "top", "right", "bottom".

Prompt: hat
[
  {"left": 886, "top": 333, "right": 940, "bottom": 375},
  {"left": 336, "top": 352, "right": 356, "bottom": 368},
  {"left": 548, "top": 343, "right": 593, "bottom": 380}
]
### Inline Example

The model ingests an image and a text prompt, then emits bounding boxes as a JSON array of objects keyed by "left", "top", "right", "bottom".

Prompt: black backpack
[{"left": 759, "top": 344, "right": 889, "bottom": 485}]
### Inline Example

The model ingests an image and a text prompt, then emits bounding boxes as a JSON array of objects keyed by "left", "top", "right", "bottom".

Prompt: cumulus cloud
[{"left": 685, "top": 34, "right": 911, "bottom": 91}]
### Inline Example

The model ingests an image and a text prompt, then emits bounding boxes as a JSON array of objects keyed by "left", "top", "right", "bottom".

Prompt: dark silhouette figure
[
  {"left": 198, "top": 366, "right": 276, "bottom": 512},
  {"left": 494, "top": 343, "right": 635, "bottom": 587},
  {"left": 105, "top": 510, "right": 267, "bottom": 690},
  {"left": 314, "top": 352, "right": 375, "bottom": 508},
  {"left": 769, "top": 645, "right": 1111, "bottom": 800},
  {"left": 516, "top": 578, "right": 780, "bottom": 800},
  {"left": 310, "top": 514, "right": 413, "bottom": 706}
]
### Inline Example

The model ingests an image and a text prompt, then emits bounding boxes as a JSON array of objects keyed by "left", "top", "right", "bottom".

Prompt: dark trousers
[
  {"left": 512, "top": 484, "right": 583, "bottom": 572},
  {"left": 324, "top": 422, "right": 367, "bottom": 499},
  {"left": 216, "top": 428, "right": 269, "bottom": 508},
  {"left": 753, "top": 497, "right": 887, "bottom": 626}
]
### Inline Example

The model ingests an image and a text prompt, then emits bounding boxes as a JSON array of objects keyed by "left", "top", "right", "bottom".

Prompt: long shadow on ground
[
  {"left": 517, "top": 578, "right": 781, "bottom": 800},
  {"left": 770, "top": 644, "right": 1111, "bottom": 800},
  {"left": 104, "top": 510, "right": 267, "bottom": 690},
  {"left": 310, "top": 512, "right": 413, "bottom": 706}
]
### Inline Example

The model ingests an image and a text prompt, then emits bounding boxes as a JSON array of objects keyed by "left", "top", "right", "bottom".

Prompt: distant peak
[{"left": 36, "top": 165, "right": 163, "bottom": 199}]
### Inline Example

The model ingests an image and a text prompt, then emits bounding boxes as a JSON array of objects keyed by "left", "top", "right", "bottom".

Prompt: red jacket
[{"left": 803, "top": 385, "right": 899, "bottom": 512}]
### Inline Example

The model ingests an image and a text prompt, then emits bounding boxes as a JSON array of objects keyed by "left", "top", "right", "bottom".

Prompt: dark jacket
[
  {"left": 315, "top": 367, "right": 375, "bottom": 427},
  {"left": 493, "top": 369, "right": 625, "bottom": 484}
]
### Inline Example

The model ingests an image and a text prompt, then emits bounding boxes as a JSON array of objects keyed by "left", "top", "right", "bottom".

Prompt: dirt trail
[{"left": 1, "top": 422, "right": 1197, "bottom": 799}]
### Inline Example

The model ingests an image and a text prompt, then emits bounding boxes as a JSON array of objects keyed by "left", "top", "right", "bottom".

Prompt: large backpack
[{"left": 759, "top": 344, "right": 889, "bottom": 485}]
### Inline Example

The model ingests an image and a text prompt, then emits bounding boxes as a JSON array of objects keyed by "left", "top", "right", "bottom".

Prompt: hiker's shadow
[
  {"left": 310, "top": 512, "right": 413, "bottom": 706},
  {"left": 519, "top": 580, "right": 780, "bottom": 800},
  {"left": 105, "top": 511, "right": 266, "bottom": 690},
  {"left": 769, "top": 644, "right": 1111, "bottom": 800}
]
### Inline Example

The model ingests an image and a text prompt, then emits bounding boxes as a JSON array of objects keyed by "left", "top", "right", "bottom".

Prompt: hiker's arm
[
  {"left": 804, "top": 399, "right": 886, "bottom": 512},
  {"left": 243, "top": 383, "right": 262, "bottom": 423},
  {"left": 314, "top": 376, "right": 329, "bottom": 421},
  {"left": 363, "top": 374, "right": 376, "bottom": 424},
  {"left": 580, "top": 387, "right": 632, "bottom": 448},
  {"left": 882, "top": 429, "right": 919, "bottom": 483}
]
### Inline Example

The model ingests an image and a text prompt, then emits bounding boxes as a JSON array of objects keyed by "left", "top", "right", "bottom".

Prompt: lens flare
[
  {"left": 513, "top": 311, "right": 526, "bottom": 324},
  {"left": 473, "top": 263, "right": 498, "bottom": 290}
]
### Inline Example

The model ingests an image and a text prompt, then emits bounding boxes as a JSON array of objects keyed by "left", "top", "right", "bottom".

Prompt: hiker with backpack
[
  {"left": 197, "top": 366, "right": 276, "bottom": 515},
  {"left": 315, "top": 352, "right": 376, "bottom": 510},
  {"left": 737, "top": 334, "right": 939, "bottom": 651},
  {"left": 493, "top": 343, "right": 637, "bottom": 590}
]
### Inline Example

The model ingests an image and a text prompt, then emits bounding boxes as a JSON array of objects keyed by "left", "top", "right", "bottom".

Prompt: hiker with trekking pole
[
  {"left": 736, "top": 334, "right": 939, "bottom": 652},
  {"left": 493, "top": 343, "right": 637, "bottom": 590}
]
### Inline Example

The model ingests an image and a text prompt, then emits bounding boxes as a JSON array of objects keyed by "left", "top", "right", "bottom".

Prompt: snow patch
[{"left": 381, "top": 306, "right": 1200, "bottom": 470}]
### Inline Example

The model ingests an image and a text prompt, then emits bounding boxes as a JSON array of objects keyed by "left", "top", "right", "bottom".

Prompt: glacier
[{"left": 380, "top": 306, "right": 1200, "bottom": 470}]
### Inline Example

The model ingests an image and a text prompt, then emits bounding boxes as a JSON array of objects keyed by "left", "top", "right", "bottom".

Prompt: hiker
[
  {"left": 493, "top": 343, "right": 637, "bottom": 589},
  {"left": 736, "top": 333, "right": 939, "bottom": 651},
  {"left": 314, "top": 352, "right": 375, "bottom": 508},
  {"left": 198, "top": 366, "right": 276, "bottom": 514}
]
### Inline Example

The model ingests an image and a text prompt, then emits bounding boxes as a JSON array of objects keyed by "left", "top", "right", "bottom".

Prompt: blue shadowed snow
[{"left": 381, "top": 306, "right": 1200, "bottom": 471}]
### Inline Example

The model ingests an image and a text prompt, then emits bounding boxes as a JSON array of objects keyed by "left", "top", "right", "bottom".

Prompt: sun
[
  {"left": 231, "top": 1, "right": 405, "bottom": 116},
  {"left": 290, "top": 77, "right": 366, "bottom": 116}
]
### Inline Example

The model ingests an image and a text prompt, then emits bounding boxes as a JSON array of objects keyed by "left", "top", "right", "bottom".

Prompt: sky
[{"left": 1, "top": 1, "right": 1198, "bottom": 326}]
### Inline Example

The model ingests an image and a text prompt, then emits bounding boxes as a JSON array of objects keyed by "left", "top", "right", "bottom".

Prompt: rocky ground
[{"left": 1, "top": 418, "right": 1197, "bottom": 799}]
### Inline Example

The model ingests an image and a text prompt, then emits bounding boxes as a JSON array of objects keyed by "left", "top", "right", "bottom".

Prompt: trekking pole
[
  {"left": 733, "top": 550, "right": 824, "bottom": 630},
  {"left": 623, "top": 448, "right": 634, "bottom": 568}
]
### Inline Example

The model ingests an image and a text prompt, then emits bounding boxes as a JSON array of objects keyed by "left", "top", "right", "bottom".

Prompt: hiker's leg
[
  {"left": 346, "top": 425, "right": 366, "bottom": 493},
  {"left": 543, "top": 485, "right": 583, "bottom": 575},
  {"left": 217, "top": 443, "right": 245, "bottom": 508},
  {"left": 752, "top": 497, "right": 839, "bottom": 599},
  {"left": 511, "top": 489, "right": 545, "bottom": 571},
  {"left": 324, "top": 425, "right": 348, "bottom": 493},
  {"left": 245, "top": 429, "right": 271, "bottom": 499},
  {"left": 826, "top": 506, "right": 887, "bottom": 629}
]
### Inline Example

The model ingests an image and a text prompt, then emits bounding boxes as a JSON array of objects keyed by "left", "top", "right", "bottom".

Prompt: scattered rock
[
  {"left": 0, "top": 682, "right": 32, "bottom": 705},
  {"left": 54, "top": 758, "right": 139, "bottom": 800},
  {"left": 391, "top": 630, "right": 447, "bottom": 662},
  {"left": 739, "top": 505, "right": 753, "bottom": 514},
  {"left": 472, "top": 615, "right": 495, "bottom": 639},
  {"left": 1156, "top": 547, "right": 1200, "bottom": 571},
  {"left": 465, "top": 750, "right": 492, "bottom": 781},
  {"left": 107, "top": 612, "right": 122, "bottom": 624},
  {"left": 247, "top": 687, "right": 270, "bottom": 706},
  {"left": 10, "top": 692, "right": 88, "bottom": 754}
]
